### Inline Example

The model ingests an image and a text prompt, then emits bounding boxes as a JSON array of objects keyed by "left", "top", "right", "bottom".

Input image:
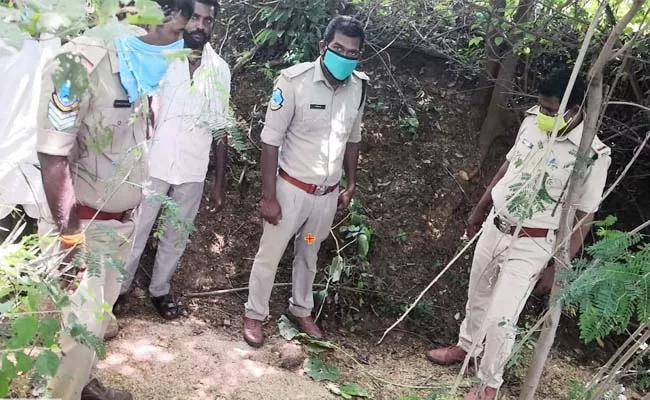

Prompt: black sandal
[{"left": 151, "top": 294, "right": 180, "bottom": 320}]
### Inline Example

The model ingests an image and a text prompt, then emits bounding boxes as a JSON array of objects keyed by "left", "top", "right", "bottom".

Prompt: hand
[
  {"left": 210, "top": 186, "right": 225, "bottom": 213},
  {"left": 338, "top": 186, "right": 354, "bottom": 210},
  {"left": 466, "top": 210, "right": 484, "bottom": 239},
  {"left": 260, "top": 197, "right": 282, "bottom": 225}
]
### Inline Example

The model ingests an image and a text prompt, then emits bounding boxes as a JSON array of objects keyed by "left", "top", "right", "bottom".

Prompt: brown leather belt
[
  {"left": 279, "top": 169, "right": 339, "bottom": 196},
  {"left": 77, "top": 204, "right": 131, "bottom": 221},
  {"left": 493, "top": 215, "right": 550, "bottom": 238}
]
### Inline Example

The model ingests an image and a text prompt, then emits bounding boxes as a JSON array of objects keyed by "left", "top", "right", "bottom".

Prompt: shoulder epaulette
[
  {"left": 526, "top": 105, "right": 539, "bottom": 116},
  {"left": 63, "top": 36, "right": 108, "bottom": 74},
  {"left": 280, "top": 62, "right": 314, "bottom": 80},
  {"left": 352, "top": 70, "right": 369, "bottom": 81},
  {"left": 591, "top": 135, "right": 611, "bottom": 158}
]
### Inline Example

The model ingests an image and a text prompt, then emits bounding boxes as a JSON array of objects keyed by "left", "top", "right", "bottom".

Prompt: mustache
[{"left": 186, "top": 30, "right": 207, "bottom": 39}]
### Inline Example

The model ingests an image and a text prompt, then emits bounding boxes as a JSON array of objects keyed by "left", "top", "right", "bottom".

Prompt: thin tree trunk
[
  {"left": 519, "top": 1, "right": 644, "bottom": 398},
  {"left": 474, "top": 0, "right": 506, "bottom": 119},
  {"left": 477, "top": 0, "right": 534, "bottom": 163}
]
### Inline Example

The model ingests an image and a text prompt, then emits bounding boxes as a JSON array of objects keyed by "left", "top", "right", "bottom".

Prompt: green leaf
[
  {"left": 277, "top": 315, "right": 299, "bottom": 340},
  {"left": 328, "top": 256, "right": 343, "bottom": 283},
  {"left": 594, "top": 215, "right": 617, "bottom": 227},
  {"left": 38, "top": 316, "right": 60, "bottom": 347},
  {"left": 296, "top": 334, "right": 336, "bottom": 350},
  {"left": 313, "top": 289, "right": 327, "bottom": 310},
  {"left": 163, "top": 48, "right": 192, "bottom": 62},
  {"left": 34, "top": 350, "right": 60, "bottom": 377},
  {"left": 68, "top": 314, "right": 106, "bottom": 359},
  {"left": 303, "top": 357, "right": 341, "bottom": 382},
  {"left": 0, "top": 374, "right": 8, "bottom": 398},
  {"left": 339, "top": 382, "right": 369, "bottom": 398},
  {"left": 14, "top": 352, "right": 33, "bottom": 373},
  {"left": 126, "top": 0, "right": 164, "bottom": 25},
  {"left": 51, "top": 53, "right": 90, "bottom": 100},
  {"left": 306, "top": 343, "right": 330, "bottom": 355},
  {"left": 1, "top": 356, "right": 17, "bottom": 380},
  {"left": 468, "top": 36, "right": 484, "bottom": 48},
  {"left": 10, "top": 315, "right": 39, "bottom": 348},
  {"left": 494, "top": 36, "right": 504, "bottom": 46},
  {"left": 358, "top": 234, "right": 369, "bottom": 258}
]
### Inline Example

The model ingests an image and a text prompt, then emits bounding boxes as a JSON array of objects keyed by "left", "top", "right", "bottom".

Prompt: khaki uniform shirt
[
  {"left": 261, "top": 58, "right": 369, "bottom": 187},
  {"left": 491, "top": 106, "right": 611, "bottom": 229},
  {"left": 36, "top": 36, "right": 149, "bottom": 213}
]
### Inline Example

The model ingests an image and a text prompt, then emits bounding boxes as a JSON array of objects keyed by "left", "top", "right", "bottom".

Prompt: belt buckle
[
  {"left": 493, "top": 215, "right": 510, "bottom": 234},
  {"left": 313, "top": 184, "right": 328, "bottom": 196}
]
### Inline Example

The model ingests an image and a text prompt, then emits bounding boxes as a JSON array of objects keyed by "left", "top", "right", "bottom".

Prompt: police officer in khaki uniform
[
  {"left": 426, "top": 69, "right": 611, "bottom": 400},
  {"left": 243, "top": 16, "right": 369, "bottom": 348},
  {"left": 36, "top": 2, "right": 193, "bottom": 398}
]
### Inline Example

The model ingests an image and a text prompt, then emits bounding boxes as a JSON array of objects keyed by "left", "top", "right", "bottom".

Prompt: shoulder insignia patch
[
  {"left": 48, "top": 80, "right": 79, "bottom": 131},
  {"left": 270, "top": 88, "right": 284, "bottom": 111},
  {"left": 51, "top": 80, "right": 80, "bottom": 112}
]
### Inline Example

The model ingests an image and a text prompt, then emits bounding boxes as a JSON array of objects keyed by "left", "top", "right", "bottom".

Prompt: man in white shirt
[{"left": 118, "top": 0, "right": 230, "bottom": 319}]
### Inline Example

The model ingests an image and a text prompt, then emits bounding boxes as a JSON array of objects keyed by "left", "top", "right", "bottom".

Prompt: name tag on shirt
[
  {"left": 310, "top": 104, "right": 326, "bottom": 110},
  {"left": 113, "top": 99, "right": 131, "bottom": 108}
]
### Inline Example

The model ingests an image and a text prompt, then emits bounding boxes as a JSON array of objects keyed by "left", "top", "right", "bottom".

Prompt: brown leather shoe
[
  {"left": 464, "top": 384, "right": 497, "bottom": 400},
  {"left": 286, "top": 311, "right": 323, "bottom": 339},
  {"left": 426, "top": 345, "right": 467, "bottom": 365},
  {"left": 81, "top": 378, "right": 132, "bottom": 400},
  {"left": 243, "top": 317, "right": 264, "bottom": 348}
]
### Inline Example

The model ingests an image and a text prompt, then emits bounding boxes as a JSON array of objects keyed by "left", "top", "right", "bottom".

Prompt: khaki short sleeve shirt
[
  {"left": 36, "top": 36, "right": 149, "bottom": 213},
  {"left": 492, "top": 106, "right": 611, "bottom": 229},
  {"left": 260, "top": 59, "right": 368, "bottom": 186}
]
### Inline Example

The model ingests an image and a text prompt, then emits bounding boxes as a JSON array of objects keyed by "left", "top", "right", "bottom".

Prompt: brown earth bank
[{"left": 114, "top": 48, "right": 618, "bottom": 399}]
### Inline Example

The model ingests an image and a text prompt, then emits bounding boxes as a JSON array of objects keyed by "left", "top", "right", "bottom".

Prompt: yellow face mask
[{"left": 537, "top": 111, "right": 571, "bottom": 133}]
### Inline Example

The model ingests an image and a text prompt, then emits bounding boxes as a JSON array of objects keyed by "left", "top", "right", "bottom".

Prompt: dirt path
[
  {"left": 98, "top": 314, "right": 595, "bottom": 400},
  {"left": 97, "top": 316, "right": 337, "bottom": 400}
]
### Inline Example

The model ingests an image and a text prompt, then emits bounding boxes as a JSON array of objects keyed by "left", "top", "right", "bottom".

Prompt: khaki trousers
[
  {"left": 245, "top": 177, "right": 339, "bottom": 320},
  {"left": 121, "top": 177, "right": 204, "bottom": 297},
  {"left": 43, "top": 218, "right": 135, "bottom": 400},
  {"left": 457, "top": 211, "right": 555, "bottom": 388}
]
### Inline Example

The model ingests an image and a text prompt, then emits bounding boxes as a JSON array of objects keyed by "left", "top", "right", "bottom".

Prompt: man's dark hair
[
  {"left": 539, "top": 68, "right": 587, "bottom": 108},
  {"left": 154, "top": 0, "right": 195, "bottom": 19},
  {"left": 197, "top": 0, "right": 220, "bottom": 19},
  {"left": 323, "top": 16, "right": 365, "bottom": 48}
]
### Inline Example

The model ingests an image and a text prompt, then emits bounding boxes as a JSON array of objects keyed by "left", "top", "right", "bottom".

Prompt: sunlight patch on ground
[{"left": 210, "top": 233, "right": 225, "bottom": 254}]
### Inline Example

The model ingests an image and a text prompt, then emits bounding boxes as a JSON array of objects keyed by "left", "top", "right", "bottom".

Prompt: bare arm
[
  {"left": 338, "top": 142, "right": 360, "bottom": 209},
  {"left": 261, "top": 144, "right": 279, "bottom": 200},
  {"left": 472, "top": 160, "right": 509, "bottom": 217},
  {"left": 342, "top": 142, "right": 360, "bottom": 190},
  {"left": 38, "top": 153, "right": 81, "bottom": 235},
  {"left": 259, "top": 143, "right": 282, "bottom": 225},
  {"left": 466, "top": 160, "right": 509, "bottom": 238},
  {"left": 569, "top": 211, "right": 594, "bottom": 259}
]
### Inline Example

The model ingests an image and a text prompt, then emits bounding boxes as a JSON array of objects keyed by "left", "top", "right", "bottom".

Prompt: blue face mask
[
  {"left": 114, "top": 36, "right": 185, "bottom": 103},
  {"left": 322, "top": 48, "right": 358, "bottom": 81}
]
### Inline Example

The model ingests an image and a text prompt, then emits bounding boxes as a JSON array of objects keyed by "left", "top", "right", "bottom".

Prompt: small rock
[
  {"left": 458, "top": 170, "right": 470, "bottom": 181},
  {"left": 279, "top": 343, "right": 305, "bottom": 370},
  {"left": 223, "top": 319, "right": 231, "bottom": 327}
]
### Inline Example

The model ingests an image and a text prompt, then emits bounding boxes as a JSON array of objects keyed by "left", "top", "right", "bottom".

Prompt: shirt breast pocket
[
  {"left": 300, "top": 104, "right": 330, "bottom": 125},
  {"left": 82, "top": 107, "right": 137, "bottom": 158}
]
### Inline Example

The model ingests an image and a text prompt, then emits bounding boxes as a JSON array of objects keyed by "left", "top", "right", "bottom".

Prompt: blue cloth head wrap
[{"left": 114, "top": 36, "right": 185, "bottom": 103}]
